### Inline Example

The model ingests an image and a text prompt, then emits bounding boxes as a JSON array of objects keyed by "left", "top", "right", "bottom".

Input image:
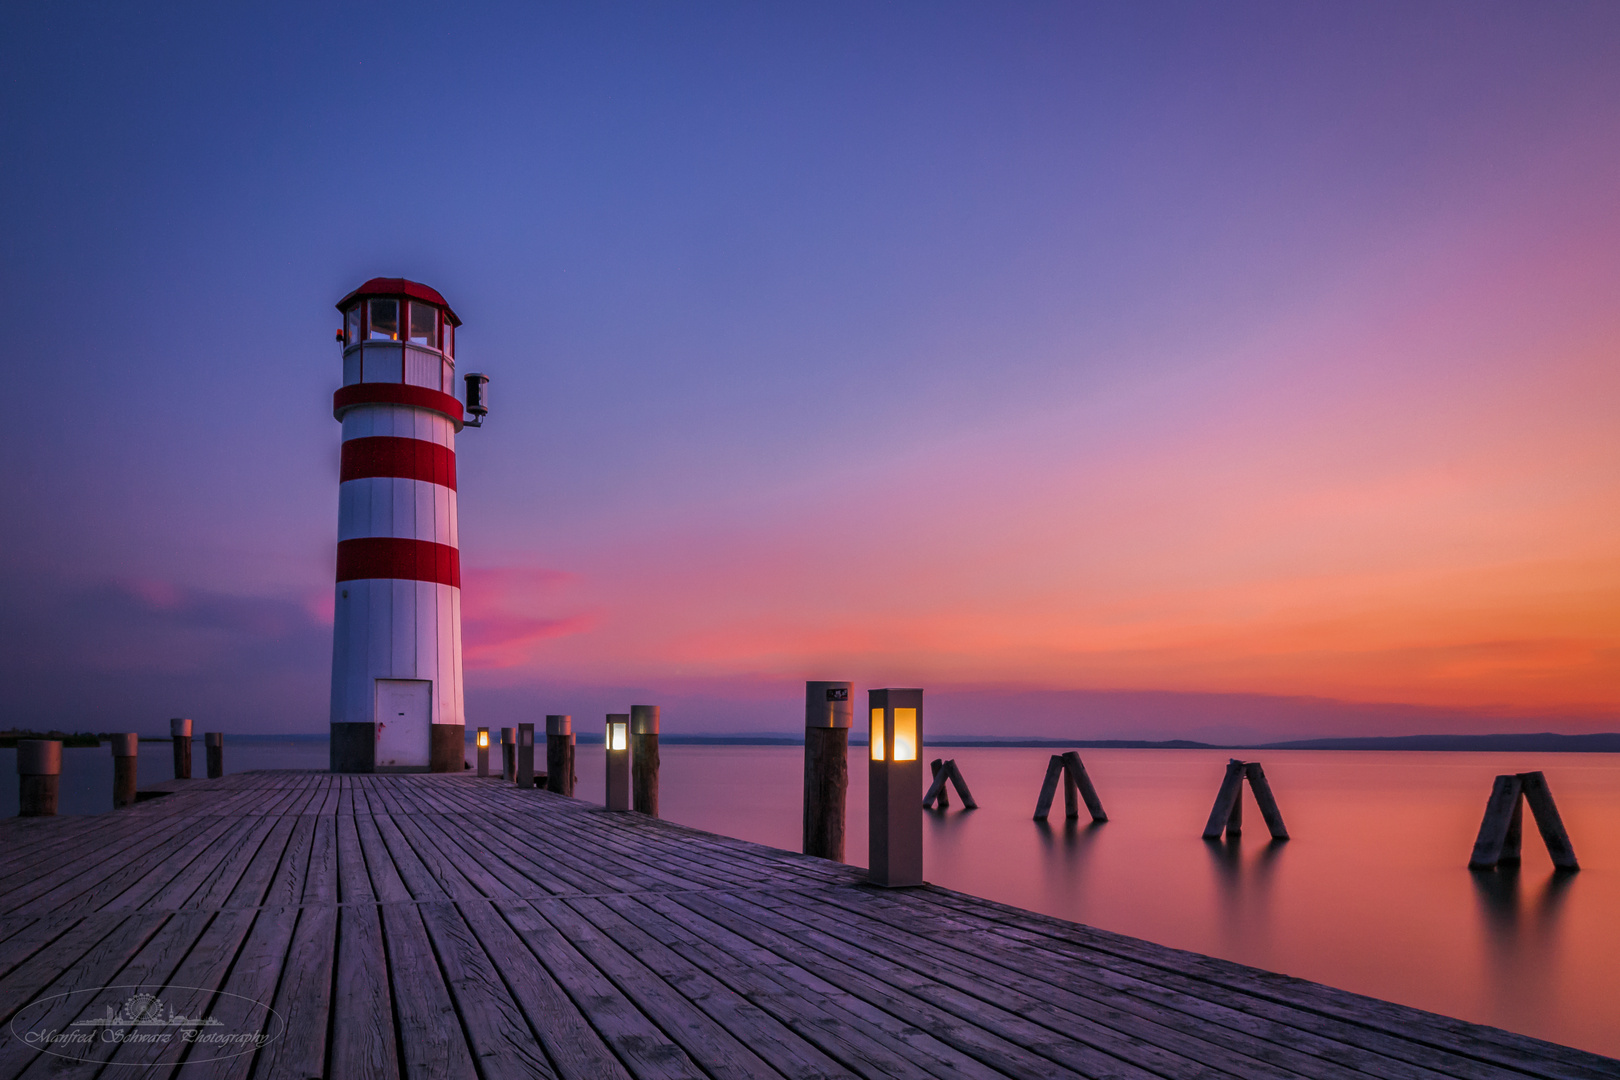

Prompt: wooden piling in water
[
  {"left": 169, "top": 718, "right": 191, "bottom": 780},
  {"left": 516, "top": 723, "right": 536, "bottom": 789},
  {"left": 1205, "top": 759, "right": 1288, "bottom": 840},
  {"left": 631, "top": 705, "right": 659, "bottom": 817},
  {"left": 204, "top": 732, "right": 223, "bottom": 779},
  {"left": 545, "top": 715, "right": 575, "bottom": 795},
  {"left": 1471, "top": 771, "right": 1578, "bottom": 871},
  {"left": 924, "top": 759, "right": 978, "bottom": 811},
  {"left": 111, "top": 733, "right": 138, "bottom": 808},
  {"left": 802, "top": 682, "right": 852, "bottom": 861},
  {"left": 1061, "top": 752, "right": 1106, "bottom": 822},
  {"left": 17, "top": 739, "right": 61, "bottom": 817},
  {"left": 1033, "top": 754, "right": 1065, "bottom": 820}
]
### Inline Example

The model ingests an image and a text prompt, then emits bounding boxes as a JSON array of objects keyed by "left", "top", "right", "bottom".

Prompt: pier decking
[{"left": 1, "top": 772, "right": 1614, "bottom": 1080}]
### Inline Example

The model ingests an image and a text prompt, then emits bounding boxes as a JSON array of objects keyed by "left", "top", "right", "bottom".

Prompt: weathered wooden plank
[
  {"left": 328, "top": 902, "right": 398, "bottom": 1080},
  {"left": 418, "top": 901, "right": 557, "bottom": 1079},
  {"left": 378, "top": 901, "right": 478, "bottom": 1080},
  {"left": 456, "top": 899, "right": 633, "bottom": 1080},
  {"left": 499, "top": 899, "right": 707, "bottom": 1080},
  {"left": 570, "top": 895, "right": 854, "bottom": 1080},
  {"left": 621, "top": 891, "right": 988, "bottom": 1080},
  {"left": 254, "top": 904, "right": 338, "bottom": 1080}
]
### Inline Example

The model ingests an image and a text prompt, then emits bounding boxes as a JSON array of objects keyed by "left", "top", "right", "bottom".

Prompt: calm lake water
[{"left": 5, "top": 740, "right": 1618, "bottom": 1057}]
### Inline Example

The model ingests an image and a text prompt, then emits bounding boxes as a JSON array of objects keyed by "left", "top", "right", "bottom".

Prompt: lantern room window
[
  {"left": 344, "top": 305, "right": 361, "bottom": 346},
  {"left": 368, "top": 299, "right": 399, "bottom": 341},
  {"left": 441, "top": 321, "right": 454, "bottom": 358},
  {"left": 409, "top": 302, "right": 437, "bottom": 346}
]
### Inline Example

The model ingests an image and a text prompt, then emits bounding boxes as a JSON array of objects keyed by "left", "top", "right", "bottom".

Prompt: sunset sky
[{"left": 2, "top": 3, "right": 1616, "bottom": 739}]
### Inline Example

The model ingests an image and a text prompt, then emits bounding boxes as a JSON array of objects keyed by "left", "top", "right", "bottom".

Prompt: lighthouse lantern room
[{"left": 328, "top": 278, "right": 486, "bottom": 773}]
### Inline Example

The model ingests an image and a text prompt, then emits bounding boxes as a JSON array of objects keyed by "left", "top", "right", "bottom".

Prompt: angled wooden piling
[
  {"left": 1061, "top": 751, "right": 1107, "bottom": 822},
  {"left": 923, "top": 759, "right": 978, "bottom": 810},
  {"left": 1204, "top": 759, "right": 1287, "bottom": 841},
  {"left": 1033, "top": 754, "right": 1065, "bottom": 819},
  {"left": 1471, "top": 771, "right": 1578, "bottom": 871},
  {"left": 1244, "top": 761, "right": 1289, "bottom": 840}
]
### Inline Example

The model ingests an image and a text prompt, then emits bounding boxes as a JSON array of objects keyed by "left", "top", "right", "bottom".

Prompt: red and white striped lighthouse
[{"left": 328, "top": 278, "right": 487, "bottom": 773}]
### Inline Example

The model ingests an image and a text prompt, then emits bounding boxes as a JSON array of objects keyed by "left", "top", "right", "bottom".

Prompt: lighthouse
[{"left": 328, "top": 278, "right": 488, "bottom": 773}]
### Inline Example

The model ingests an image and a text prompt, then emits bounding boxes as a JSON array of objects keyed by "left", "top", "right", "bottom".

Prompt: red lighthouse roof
[{"left": 336, "top": 278, "right": 461, "bottom": 326}]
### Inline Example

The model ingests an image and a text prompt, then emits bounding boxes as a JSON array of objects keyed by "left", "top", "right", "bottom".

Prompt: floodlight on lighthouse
[{"left": 464, "top": 373, "right": 489, "bottom": 427}]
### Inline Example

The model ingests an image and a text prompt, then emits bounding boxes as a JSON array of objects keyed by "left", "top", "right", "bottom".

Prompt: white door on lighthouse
[{"left": 375, "top": 679, "right": 431, "bottom": 769}]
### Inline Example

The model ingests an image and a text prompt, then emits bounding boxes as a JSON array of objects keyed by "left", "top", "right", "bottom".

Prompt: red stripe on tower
[
  {"left": 340, "top": 436, "right": 457, "bottom": 489},
  {"left": 335, "top": 537, "right": 461, "bottom": 588}
]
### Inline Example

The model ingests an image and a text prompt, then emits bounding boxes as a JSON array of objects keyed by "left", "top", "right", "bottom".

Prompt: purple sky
[{"left": 3, "top": 3, "right": 1617, "bottom": 738}]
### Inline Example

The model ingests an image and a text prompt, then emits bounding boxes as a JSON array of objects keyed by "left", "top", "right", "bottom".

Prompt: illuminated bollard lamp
[
  {"left": 868, "top": 688, "right": 924, "bottom": 886},
  {"left": 475, "top": 727, "right": 489, "bottom": 777},
  {"left": 605, "top": 714, "right": 631, "bottom": 811},
  {"left": 546, "top": 715, "right": 575, "bottom": 796}
]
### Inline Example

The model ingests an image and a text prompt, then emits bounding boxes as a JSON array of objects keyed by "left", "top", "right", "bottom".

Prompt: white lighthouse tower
[{"left": 328, "top": 278, "right": 487, "bottom": 773}]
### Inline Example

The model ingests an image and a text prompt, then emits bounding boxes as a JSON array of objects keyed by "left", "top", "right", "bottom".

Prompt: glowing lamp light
[
  {"left": 475, "top": 726, "right": 490, "bottom": 777},
  {"left": 477, "top": 729, "right": 489, "bottom": 749},
  {"left": 605, "top": 713, "right": 631, "bottom": 810},
  {"left": 868, "top": 688, "right": 924, "bottom": 887}
]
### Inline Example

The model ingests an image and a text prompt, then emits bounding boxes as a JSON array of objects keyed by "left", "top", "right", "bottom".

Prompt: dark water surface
[{"left": 5, "top": 741, "right": 1617, "bottom": 1057}]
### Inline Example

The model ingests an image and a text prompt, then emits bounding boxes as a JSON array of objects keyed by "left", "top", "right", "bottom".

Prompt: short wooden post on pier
[
  {"left": 475, "top": 727, "right": 489, "bottom": 776},
  {"left": 1469, "top": 771, "right": 1578, "bottom": 871},
  {"left": 923, "top": 759, "right": 978, "bottom": 810},
  {"left": 546, "top": 714, "right": 575, "bottom": 795},
  {"left": 516, "top": 722, "right": 536, "bottom": 789},
  {"left": 605, "top": 714, "right": 630, "bottom": 811},
  {"left": 631, "top": 704, "right": 660, "bottom": 816},
  {"left": 500, "top": 727, "right": 516, "bottom": 782},
  {"left": 868, "top": 687, "right": 924, "bottom": 887},
  {"left": 802, "top": 681, "right": 852, "bottom": 860},
  {"left": 204, "top": 732, "right": 224, "bottom": 778},
  {"left": 169, "top": 717, "right": 192, "bottom": 780},
  {"left": 1203, "top": 758, "right": 1288, "bottom": 840},
  {"left": 111, "top": 733, "right": 138, "bottom": 808},
  {"left": 1033, "top": 751, "right": 1106, "bottom": 821},
  {"left": 17, "top": 739, "right": 61, "bottom": 817}
]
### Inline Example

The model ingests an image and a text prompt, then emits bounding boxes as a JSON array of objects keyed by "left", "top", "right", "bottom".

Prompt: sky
[{"left": 2, "top": 2, "right": 1617, "bottom": 740}]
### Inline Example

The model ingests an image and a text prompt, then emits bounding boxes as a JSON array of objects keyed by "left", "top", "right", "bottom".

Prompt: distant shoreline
[{"left": 6, "top": 730, "right": 1617, "bottom": 752}]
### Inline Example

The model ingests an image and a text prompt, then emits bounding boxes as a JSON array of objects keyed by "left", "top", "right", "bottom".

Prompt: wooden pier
[{"left": 1, "top": 772, "right": 1614, "bottom": 1079}]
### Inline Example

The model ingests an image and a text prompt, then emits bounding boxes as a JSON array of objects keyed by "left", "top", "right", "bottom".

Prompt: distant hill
[{"left": 1252, "top": 732, "right": 1620, "bottom": 752}]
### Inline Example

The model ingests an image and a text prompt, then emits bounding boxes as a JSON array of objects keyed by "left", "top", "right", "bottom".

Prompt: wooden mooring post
[
  {"left": 1033, "top": 751, "right": 1107, "bottom": 821},
  {"left": 516, "top": 722, "right": 536, "bottom": 789},
  {"left": 803, "top": 681, "right": 852, "bottom": 861},
  {"left": 923, "top": 759, "right": 978, "bottom": 810},
  {"left": 111, "top": 733, "right": 138, "bottom": 808},
  {"left": 1202, "top": 759, "right": 1288, "bottom": 840},
  {"left": 169, "top": 717, "right": 191, "bottom": 780},
  {"left": 17, "top": 739, "right": 61, "bottom": 817},
  {"left": 546, "top": 714, "right": 575, "bottom": 795},
  {"left": 204, "top": 732, "right": 224, "bottom": 778},
  {"left": 500, "top": 727, "right": 516, "bottom": 782},
  {"left": 1469, "top": 771, "right": 1578, "bottom": 871},
  {"left": 631, "top": 704, "right": 659, "bottom": 816}
]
